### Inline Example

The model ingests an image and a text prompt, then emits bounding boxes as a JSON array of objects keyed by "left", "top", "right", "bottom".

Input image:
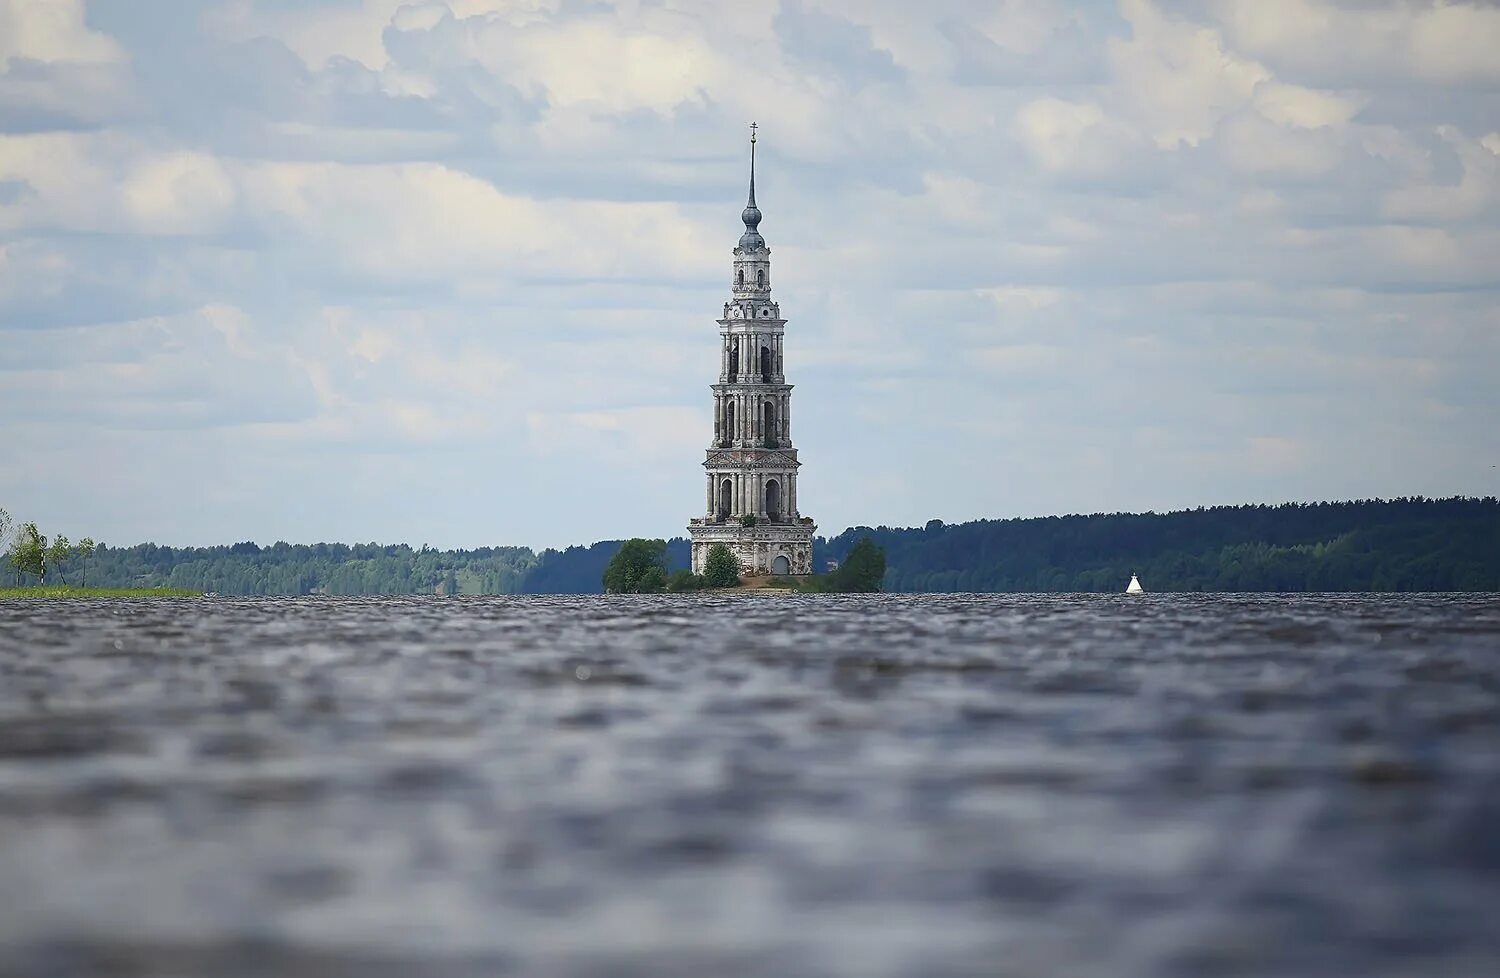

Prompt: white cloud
[
  {"left": 122, "top": 153, "right": 238, "bottom": 235},
  {"left": 0, "top": 0, "right": 125, "bottom": 64},
  {"left": 1109, "top": 0, "right": 1269, "bottom": 149},
  {"left": 238, "top": 159, "right": 721, "bottom": 284},
  {"left": 1, "top": 0, "right": 1497, "bottom": 548},
  {"left": 1252, "top": 81, "right": 1361, "bottom": 130},
  {"left": 1013, "top": 97, "right": 1152, "bottom": 179},
  {"left": 1217, "top": 109, "right": 1344, "bottom": 178},
  {"left": 526, "top": 406, "right": 703, "bottom": 464},
  {"left": 1214, "top": 0, "right": 1500, "bottom": 85}
]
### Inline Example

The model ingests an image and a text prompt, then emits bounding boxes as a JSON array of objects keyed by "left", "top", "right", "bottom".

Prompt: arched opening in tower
[
  {"left": 762, "top": 401, "right": 775, "bottom": 447},
  {"left": 728, "top": 340, "right": 739, "bottom": 383},
  {"left": 760, "top": 346, "right": 772, "bottom": 384},
  {"left": 724, "top": 401, "right": 735, "bottom": 447},
  {"left": 718, "top": 479, "right": 732, "bottom": 520},
  {"left": 765, "top": 479, "right": 781, "bottom": 521}
]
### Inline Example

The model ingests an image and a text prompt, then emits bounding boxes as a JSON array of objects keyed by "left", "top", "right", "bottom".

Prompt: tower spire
[
  {"left": 739, "top": 122, "right": 764, "bottom": 249},
  {"left": 748, "top": 121, "right": 757, "bottom": 208}
]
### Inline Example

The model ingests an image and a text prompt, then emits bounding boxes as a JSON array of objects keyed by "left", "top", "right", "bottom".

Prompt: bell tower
[{"left": 689, "top": 125, "right": 815, "bottom": 577}]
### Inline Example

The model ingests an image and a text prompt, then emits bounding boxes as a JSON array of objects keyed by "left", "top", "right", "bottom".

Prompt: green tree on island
[
  {"left": 602, "top": 538, "right": 669, "bottom": 594},
  {"left": 665, "top": 569, "right": 706, "bottom": 592},
  {"left": 702, "top": 543, "right": 741, "bottom": 588},
  {"left": 828, "top": 537, "right": 886, "bottom": 592},
  {"left": 0, "top": 508, "right": 12, "bottom": 586},
  {"left": 47, "top": 534, "right": 71, "bottom": 585},
  {"left": 76, "top": 538, "right": 96, "bottom": 588},
  {"left": 11, "top": 523, "right": 47, "bottom": 584},
  {"left": 795, "top": 537, "right": 887, "bottom": 593}
]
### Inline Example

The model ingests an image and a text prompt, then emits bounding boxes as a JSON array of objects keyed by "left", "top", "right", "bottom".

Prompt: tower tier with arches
[{"left": 688, "top": 126, "right": 815, "bottom": 577}]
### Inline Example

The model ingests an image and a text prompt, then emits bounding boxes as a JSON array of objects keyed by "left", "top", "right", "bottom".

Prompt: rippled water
[{"left": 1, "top": 594, "right": 1498, "bottom": 977}]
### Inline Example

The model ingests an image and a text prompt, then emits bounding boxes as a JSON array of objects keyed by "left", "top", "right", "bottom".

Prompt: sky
[{"left": 1, "top": 0, "right": 1497, "bottom": 550}]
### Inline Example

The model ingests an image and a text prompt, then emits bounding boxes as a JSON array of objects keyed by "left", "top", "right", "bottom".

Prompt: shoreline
[{"left": 0, "top": 586, "right": 200, "bottom": 599}]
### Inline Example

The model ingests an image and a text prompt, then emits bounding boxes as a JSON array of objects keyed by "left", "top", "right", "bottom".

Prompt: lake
[{"left": 1, "top": 594, "right": 1497, "bottom": 977}]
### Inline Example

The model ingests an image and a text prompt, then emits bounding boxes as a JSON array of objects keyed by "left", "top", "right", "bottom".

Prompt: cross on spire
[{"left": 747, "top": 122, "right": 758, "bottom": 209}]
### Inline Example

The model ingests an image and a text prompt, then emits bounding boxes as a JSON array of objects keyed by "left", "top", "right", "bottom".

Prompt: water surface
[{"left": 1, "top": 594, "right": 1498, "bottom": 977}]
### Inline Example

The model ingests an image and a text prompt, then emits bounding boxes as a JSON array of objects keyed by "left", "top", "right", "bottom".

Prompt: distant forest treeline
[
  {"left": 841, "top": 496, "right": 1499, "bottom": 593},
  {"left": 13, "top": 497, "right": 1497, "bottom": 595}
]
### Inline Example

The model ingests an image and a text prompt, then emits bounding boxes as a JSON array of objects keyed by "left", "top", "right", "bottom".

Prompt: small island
[
  {"left": 0, "top": 510, "right": 198, "bottom": 598},
  {"left": 1, "top": 586, "right": 200, "bottom": 599},
  {"left": 602, "top": 538, "right": 885, "bottom": 594}
]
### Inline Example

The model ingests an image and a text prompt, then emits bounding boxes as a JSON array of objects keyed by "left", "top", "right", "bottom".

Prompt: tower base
[{"left": 688, "top": 519, "right": 815, "bottom": 577}]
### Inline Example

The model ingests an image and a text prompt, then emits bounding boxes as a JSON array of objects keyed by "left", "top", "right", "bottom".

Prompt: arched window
[
  {"left": 765, "top": 479, "right": 781, "bottom": 521},
  {"left": 724, "top": 401, "right": 735, "bottom": 446},
  {"left": 736, "top": 269, "right": 744, "bottom": 287},
  {"left": 718, "top": 479, "right": 732, "bottom": 519},
  {"left": 757, "top": 269, "right": 766, "bottom": 288},
  {"left": 727, "top": 340, "right": 738, "bottom": 383},
  {"left": 760, "top": 346, "right": 772, "bottom": 384},
  {"left": 772, "top": 554, "right": 790, "bottom": 575},
  {"left": 762, "top": 400, "right": 775, "bottom": 446}
]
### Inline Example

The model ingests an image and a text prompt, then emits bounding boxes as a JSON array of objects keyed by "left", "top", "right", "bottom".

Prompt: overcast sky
[{"left": 2, "top": 0, "right": 1497, "bottom": 550}]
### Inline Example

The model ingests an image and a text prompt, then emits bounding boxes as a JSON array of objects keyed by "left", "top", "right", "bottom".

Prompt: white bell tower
[{"left": 688, "top": 125, "right": 815, "bottom": 577}]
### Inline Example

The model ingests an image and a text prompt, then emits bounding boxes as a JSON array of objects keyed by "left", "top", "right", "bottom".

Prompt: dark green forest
[
  {"left": 842, "top": 496, "right": 1500, "bottom": 593},
  {"left": 7, "top": 498, "right": 1495, "bottom": 595}
]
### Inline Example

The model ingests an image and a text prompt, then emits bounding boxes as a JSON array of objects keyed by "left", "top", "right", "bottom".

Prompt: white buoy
[{"left": 1126, "top": 574, "right": 1143, "bottom": 594}]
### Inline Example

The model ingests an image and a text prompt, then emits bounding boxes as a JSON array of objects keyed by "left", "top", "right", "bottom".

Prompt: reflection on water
[{"left": 1, "top": 594, "right": 1498, "bottom": 977}]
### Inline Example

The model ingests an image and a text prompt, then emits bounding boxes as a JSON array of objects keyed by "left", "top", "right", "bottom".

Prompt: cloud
[
  {"left": 0, "top": 0, "right": 1496, "bottom": 549},
  {"left": 0, "top": 0, "right": 133, "bottom": 131},
  {"left": 0, "top": 0, "right": 124, "bottom": 63},
  {"left": 236, "top": 159, "right": 722, "bottom": 286},
  {"left": 1213, "top": 0, "right": 1500, "bottom": 86},
  {"left": 776, "top": 1, "right": 904, "bottom": 84},
  {"left": 942, "top": 3, "right": 1106, "bottom": 86},
  {"left": 1013, "top": 96, "right": 1157, "bottom": 182}
]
